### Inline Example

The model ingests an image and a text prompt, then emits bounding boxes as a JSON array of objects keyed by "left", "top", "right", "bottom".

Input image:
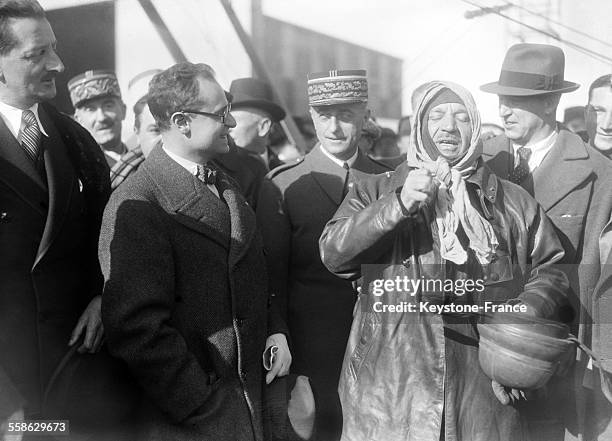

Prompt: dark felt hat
[
  {"left": 229, "top": 77, "right": 286, "bottom": 122},
  {"left": 480, "top": 43, "right": 580, "bottom": 96}
]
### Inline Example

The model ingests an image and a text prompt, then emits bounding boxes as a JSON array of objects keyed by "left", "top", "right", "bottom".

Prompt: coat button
[{"left": 490, "top": 273, "right": 499, "bottom": 282}]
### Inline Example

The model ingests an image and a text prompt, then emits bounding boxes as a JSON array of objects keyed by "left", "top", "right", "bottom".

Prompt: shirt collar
[
  {"left": 319, "top": 144, "right": 358, "bottom": 168},
  {"left": 512, "top": 129, "right": 558, "bottom": 171},
  {"left": 0, "top": 101, "right": 49, "bottom": 140},
  {"left": 513, "top": 129, "right": 557, "bottom": 153},
  {"left": 162, "top": 146, "right": 200, "bottom": 176}
]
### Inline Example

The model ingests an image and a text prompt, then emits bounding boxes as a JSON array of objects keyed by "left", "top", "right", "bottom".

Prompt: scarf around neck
[{"left": 407, "top": 81, "right": 498, "bottom": 265}]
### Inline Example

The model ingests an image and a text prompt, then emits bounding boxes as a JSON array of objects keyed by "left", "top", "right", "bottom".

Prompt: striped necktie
[
  {"left": 342, "top": 162, "right": 351, "bottom": 198},
  {"left": 20, "top": 110, "right": 41, "bottom": 163}
]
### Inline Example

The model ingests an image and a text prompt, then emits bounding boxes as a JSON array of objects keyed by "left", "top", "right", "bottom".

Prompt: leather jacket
[{"left": 319, "top": 161, "right": 570, "bottom": 441}]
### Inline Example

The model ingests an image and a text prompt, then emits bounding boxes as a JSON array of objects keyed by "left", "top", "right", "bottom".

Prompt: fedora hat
[
  {"left": 229, "top": 77, "right": 286, "bottom": 122},
  {"left": 480, "top": 43, "right": 580, "bottom": 96}
]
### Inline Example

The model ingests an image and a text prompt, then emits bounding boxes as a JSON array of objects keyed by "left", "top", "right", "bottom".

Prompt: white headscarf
[{"left": 407, "top": 81, "right": 498, "bottom": 265}]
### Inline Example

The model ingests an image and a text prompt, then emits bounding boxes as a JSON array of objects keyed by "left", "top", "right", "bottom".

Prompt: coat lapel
[
  {"left": 144, "top": 147, "right": 231, "bottom": 250},
  {"left": 307, "top": 144, "right": 351, "bottom": 206},
  {"left": 34, "top": 108, "right": 77, "bottom": 267},
  {"left": 216, "top": 171, "right": 257, "bottom": 269},
  {"left": 0, "top": 115, "right": 48, "bottom": 214},
  {"left": 532, "top": 131, "right": 594, "bottom": 212}
]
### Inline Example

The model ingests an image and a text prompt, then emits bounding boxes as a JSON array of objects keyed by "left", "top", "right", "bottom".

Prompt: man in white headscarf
[{"left": 319, "top": 81, "right": 572, "bottom": 441}]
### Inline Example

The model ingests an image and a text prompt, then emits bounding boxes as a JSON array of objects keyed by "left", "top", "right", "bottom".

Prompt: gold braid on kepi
[
  {"left": 67, "top": 70, "right": 122, "bottom": 108},
  {"left": 307, "top": 69, "right": 368, "bottom": 106}
]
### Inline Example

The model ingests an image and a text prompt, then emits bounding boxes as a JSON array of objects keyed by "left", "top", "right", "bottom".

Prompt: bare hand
[
  {"left": 69, "top": 295, "right": 104, "bottom": 353},
  {"left": 264, "top": 333, "right": 291, "bottom": 385},
  {"left": 1, "top": 407, "right": 24, "bottom": 441},
  {"left": 399, "top": 169, "right": 434, "bottom": 214},
  {"left": 491, "top": 380, "right": 532, "bottom": 405}
]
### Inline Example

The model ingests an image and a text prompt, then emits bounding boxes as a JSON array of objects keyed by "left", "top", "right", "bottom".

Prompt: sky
[{"left": 262, "top": 0, "right": 612, "bottom": 123}]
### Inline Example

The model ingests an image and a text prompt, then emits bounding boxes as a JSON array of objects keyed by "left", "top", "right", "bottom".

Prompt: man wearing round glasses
[{"left": 99, "top": 62, "right": 291, "bottom": 440}]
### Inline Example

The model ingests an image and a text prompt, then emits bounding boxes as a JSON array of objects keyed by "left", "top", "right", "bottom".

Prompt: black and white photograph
[{"left": 1, "top": 0, "right": 612, "bottom": 440}]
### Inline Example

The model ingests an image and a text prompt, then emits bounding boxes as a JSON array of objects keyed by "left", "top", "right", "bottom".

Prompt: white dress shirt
[
  {"left": 162, "top": 147, "right": 219, "bottom": 198},
  {"left": 0, "top": 101, "right": 49, "bottom": 142},
  {"left": 512, "top": 130, "right": 558, "bottom": 172}
]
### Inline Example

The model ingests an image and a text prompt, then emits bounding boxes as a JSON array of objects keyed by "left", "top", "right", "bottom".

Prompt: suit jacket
[
  {"left": 483, "top": 130, "right": 612, "bottom": 440},
  {"left": 100, "top": 146, "right": 285, "bottom": 441},
  {"left": 214, "top": 141, "right": 268, "bottom": 210},
  {"left": 0, "top": 102, "right": 109, "bottom": 417},
  {"left": 256, "top": 145, "right": 392, "bottom": 394},
  {"left": 484, "top": 130, "right": 612, "bottom": 334}
]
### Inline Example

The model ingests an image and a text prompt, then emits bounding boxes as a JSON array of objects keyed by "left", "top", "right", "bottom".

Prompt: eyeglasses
[{"left": 179, "top": 102, "right": 232, "bottom": 124}]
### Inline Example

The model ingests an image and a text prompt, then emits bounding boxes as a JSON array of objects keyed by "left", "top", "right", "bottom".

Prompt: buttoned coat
[
  {"left": 0, "top": 103, "right": 109, "bottom": 417},
  {"left": 256, "top": 145, "right": 392, "bottom": 437},
  {"left": 483, "top": 130, "right": 612, "bottom": 440},
  {"left": 100, "top": 146, "right": 285, "bottom": 441}
]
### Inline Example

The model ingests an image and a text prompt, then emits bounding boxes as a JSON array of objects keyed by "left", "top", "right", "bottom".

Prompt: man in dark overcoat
[
  {"left": 0, "top": 0, "right": 110, "bottom": 433},
  {"left": 100, "top": 62, "right": 291, "bottom": 441},
  {"left": 481, "top": 43, "right": 612, "bottom": 441},
  {"left": 256, "top": 69, "right": 393, "bottom": 440}
]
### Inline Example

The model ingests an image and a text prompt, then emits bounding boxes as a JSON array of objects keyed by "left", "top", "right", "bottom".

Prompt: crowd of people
[{"left": 2, "top": 1, "right": 612, "bottom": 441}]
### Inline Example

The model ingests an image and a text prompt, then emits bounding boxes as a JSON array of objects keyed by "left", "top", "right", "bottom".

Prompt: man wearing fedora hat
[
  {"left": 257, "top": 69, "right": 393, "bottom": 440},
  {"left": 229, "top": 77, "right": 286, "bottom": 171},
  {"left": 482, "top": 43, "right": 612, "bottom": 441}
]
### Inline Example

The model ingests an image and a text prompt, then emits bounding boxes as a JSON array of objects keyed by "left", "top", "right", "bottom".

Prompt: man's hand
[
  {"left": 1, "top": 407, "right": 24, "bottom": 441},
  {"left": 264, "top": 333, "right": 291, "bottom": 385},
  {"left": 399, "top": 169, "right": 435, "bottom": 214},
  {"left": 492, "top": 380, "right": 536, "bottom": 405},
  {"left": 69, "top": 295, "right": 104, "bottom": 353}
]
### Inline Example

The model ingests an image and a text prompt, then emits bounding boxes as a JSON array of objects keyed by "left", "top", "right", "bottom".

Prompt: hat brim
[
  {"left": 480, "top": 80, "right": 580, "bottom": 96},
  {"left": 231, "top": 99, "right": 286, "bottom": 122}
]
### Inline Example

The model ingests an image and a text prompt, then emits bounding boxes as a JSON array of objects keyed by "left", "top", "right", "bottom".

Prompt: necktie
[
  {"left": 20, "top": 110, "right": 41, "bottom": 163},
  {"left": 196, "top": 163, "right": 217, "bottom": 185},
  {"left": 342, "top": 162, "right": 351, "bottom": 199},
  {"left": 509, "top": 147, "right": 531, "bottom": 184}
]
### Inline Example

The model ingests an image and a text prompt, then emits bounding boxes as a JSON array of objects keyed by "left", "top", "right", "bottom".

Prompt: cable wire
[
  {"left": 501, "top": 0, "right": 612, "bottom": 49},
  {"left": 460, "top": 0, "right": 612, "bottom": 64}
]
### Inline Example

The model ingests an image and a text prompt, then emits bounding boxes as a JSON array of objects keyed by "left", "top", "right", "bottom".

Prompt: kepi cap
[
  {"left": 68, "top": 69, "right": 122, "bottom": 108},
  {"left": 307, "top": 69, "right": 368, "bottom": 106}
]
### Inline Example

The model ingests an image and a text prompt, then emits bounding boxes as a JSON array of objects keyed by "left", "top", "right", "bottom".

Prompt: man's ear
[
  {"left": 258, "top": 117, "right": 272, "bottom": 137},
  {"left": 120, "top": 102, "right": 127, "bottom": 121},
  {"left": 171, "top": 112, "right": 190, "bottom": 135}
]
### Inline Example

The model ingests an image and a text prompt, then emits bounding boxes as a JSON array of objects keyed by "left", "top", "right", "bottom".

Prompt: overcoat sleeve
[{"left": 319, "top": 180, "right": 411, "bottom": 280}]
